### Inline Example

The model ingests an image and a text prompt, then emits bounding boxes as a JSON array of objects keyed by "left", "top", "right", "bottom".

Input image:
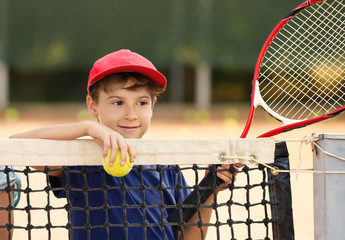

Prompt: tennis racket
[{"left": 168, "top": 0, "right": 345, "bottom": 224}]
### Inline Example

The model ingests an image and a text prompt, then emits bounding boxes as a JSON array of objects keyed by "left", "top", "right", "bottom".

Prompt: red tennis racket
[
  {"left": 168, "top": 0, "right": 345, "bottom": 224},
  {"left": 241, "top": 0, "right": 345, "bottom": 138}
]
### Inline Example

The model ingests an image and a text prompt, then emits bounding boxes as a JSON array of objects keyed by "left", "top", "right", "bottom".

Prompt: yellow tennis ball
[{"left": 102, "top": 149, "right": 133, "bottom": 177}]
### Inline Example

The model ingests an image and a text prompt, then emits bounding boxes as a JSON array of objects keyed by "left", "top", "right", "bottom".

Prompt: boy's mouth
[{"left": 119, "top": 126, "right": 139, "bottom": 131}]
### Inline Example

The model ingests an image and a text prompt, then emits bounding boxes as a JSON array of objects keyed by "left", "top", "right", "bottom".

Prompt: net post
[{"left": 313, "top": 133, "right": 345, "bottom": 240}]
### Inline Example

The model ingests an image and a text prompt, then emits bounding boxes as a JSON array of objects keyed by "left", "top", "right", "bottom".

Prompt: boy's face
[{"left": 87, "top": 77, "right": 156, "bottom": 139}]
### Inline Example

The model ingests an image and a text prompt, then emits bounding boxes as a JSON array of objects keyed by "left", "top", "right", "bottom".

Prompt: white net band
[{"left": 0, "top": 138, "right": 275, "bottom": 166}]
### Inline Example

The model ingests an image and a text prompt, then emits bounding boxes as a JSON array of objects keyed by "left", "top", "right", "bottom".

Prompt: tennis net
[{"left": 0, "top": 138, "right": 293, "bottom": 240}]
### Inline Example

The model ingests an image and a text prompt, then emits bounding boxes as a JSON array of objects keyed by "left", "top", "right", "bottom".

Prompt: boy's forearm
[
  {"left": 179, "top": 193, "right": 215, "bottom": 240},
  {"left": 9, "top": 121, "right": 95, "bottom": 177},
  {"left": 10, "top": 121, "right": 93, "bottom": 140}
]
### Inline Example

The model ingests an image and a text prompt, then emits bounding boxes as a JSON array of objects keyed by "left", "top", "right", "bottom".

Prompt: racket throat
[{"left": 254, "top": 84, "right": 302, "bottom": 126}]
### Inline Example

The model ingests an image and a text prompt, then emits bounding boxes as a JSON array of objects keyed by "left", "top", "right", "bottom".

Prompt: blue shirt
[{"left": 50, "top": 165, "right": 190, "bottom": 240}]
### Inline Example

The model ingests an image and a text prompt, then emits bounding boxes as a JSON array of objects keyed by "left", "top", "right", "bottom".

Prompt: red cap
[{"left": 87, "top": 49, "right": 167, "bottom": 93}]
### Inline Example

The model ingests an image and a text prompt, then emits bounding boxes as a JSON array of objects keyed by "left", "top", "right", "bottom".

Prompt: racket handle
[{"left": 167, "top": 165, "right": 223, "bottom": 224}]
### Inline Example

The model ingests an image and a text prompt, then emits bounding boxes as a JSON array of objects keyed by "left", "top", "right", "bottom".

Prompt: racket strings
[
  {"left": 259, "top": 0, "right": 345, "bottom": 121},
  {"left": 275, "top": 2, "right": 345, "bottom": 117},
  {"left": 264, "top": 2, "right": 345, "bottom": 118},
  {"left": 283, "top": 3, "right": 345, "bottom": 118},
  {"left": 300, "top": 2, "right": 345, "bottom": 103},
  {"left": 260, "top": 21, "right": 333, "bottom": 118}
]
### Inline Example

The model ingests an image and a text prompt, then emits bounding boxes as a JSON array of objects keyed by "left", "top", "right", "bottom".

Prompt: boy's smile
[
  {"left": 88, "top": 78, "right": 155, "bottom": 139},
  {"left": 119, "top": 126, "right": 139, "bottom": 131}
]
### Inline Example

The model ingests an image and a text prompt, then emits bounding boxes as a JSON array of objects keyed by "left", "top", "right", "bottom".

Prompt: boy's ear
[
  {"left": 86, "top": 95, "right": 98, "bottom": 118},
  {"left": 152, "top": 96, "right": 157, "bottom": 108}
]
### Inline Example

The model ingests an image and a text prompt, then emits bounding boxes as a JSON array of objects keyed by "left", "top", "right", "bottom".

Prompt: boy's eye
[
  {"left": 112, "top": 101, "right": 123, "bottom": 106},
  {"left": 138, "top": 101, "right": 149, "bottom": 106}
]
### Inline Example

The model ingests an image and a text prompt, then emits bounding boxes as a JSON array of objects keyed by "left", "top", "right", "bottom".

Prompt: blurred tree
[
  {"left": 3, "top": 0, "right": 302, "bottom": 103},
  {"left": 169, "top": 0, "right": 185, "bottom": 103},
  {"left": 0, "top": 0, "right": 9, "bottom": 109}
]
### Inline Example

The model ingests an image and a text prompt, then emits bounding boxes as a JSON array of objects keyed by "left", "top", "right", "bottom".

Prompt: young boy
[{"left": 11, "top": 49, "right": 234, "bottom": 240}]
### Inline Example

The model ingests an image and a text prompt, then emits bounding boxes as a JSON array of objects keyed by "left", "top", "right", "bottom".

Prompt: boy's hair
[{"left": 88, "top": 72, "right": 166, "bottom": 103}]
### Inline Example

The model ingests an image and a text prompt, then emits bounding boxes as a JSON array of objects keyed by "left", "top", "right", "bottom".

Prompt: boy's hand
[
  {"left": 209, "top": 164, "right": 238, "bottom": 191},
  {"left": 86, "top": 121, "right": 136, "bottom": 166}
]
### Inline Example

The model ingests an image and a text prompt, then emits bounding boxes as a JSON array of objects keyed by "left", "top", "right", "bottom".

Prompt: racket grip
[{"left": 167, "top": 165, "right": 223, "bottom": 225}]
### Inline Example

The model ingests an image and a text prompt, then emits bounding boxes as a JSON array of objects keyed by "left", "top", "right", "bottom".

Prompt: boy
[{"left": 11, "top": 49, "right": 234, "bottom": 239}]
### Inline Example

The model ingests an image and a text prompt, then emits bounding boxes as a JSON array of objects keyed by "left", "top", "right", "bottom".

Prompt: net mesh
[
  {"left": 0, "top": 164, "right": 275, "bottom": 240},
  {"left": 259, "top": 0, "right": 345, "bottom": 120}
]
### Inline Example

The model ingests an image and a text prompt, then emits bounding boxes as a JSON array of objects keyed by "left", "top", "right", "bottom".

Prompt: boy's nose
[{"left": 124, "top": 107, "right": 138, "bottom": 120}]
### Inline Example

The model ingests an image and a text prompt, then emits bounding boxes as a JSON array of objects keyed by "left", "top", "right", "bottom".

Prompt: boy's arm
[
  {"left": 10, "top": 121, "right": 135, "bottom": 176},
  {"left": 178, "top": 165, "right": 236, "bottom": 240},
  {"left": 0, "top": 191, "right": 14, "bottom": 239}
]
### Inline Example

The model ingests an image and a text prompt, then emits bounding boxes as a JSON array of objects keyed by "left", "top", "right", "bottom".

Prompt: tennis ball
[{"left": 102, "top": 149, "right": 133, "bottom": 177}]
